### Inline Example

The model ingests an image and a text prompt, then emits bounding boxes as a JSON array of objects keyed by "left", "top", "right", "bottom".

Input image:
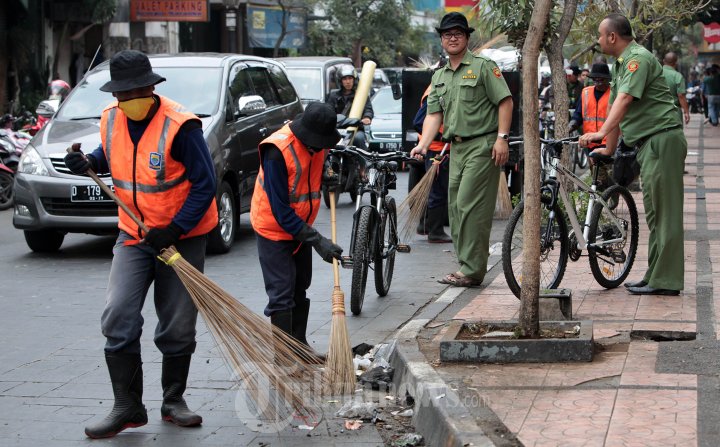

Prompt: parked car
[
  {"left": 277, "top": 56, "right": 353, "bottom": 107},
  {"left": 13, "top": 53, "right": 303, "bottom": 253},
  {"left": 367, "top": 86, "right": 402, "bottom": 152}
]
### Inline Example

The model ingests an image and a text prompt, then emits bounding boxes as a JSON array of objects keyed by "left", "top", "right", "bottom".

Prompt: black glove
[
  {"left": 64, "top": 151, "right": 97, "bottom": 175},
  {"left": 143, "top": 222, "right": 183, "bottom": 252},
  {"left": 295, "top": 224, "right": 343, "bottom": 263}
]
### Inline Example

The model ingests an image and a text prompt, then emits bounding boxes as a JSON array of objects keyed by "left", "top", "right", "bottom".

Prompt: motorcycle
[
  {"left": 321, "top": 115, "right": 367, "bottom": 208},
  {"left": 0, "top": 115, "right": 28, "bottom": 172},
  {"left": 686, "top": 85, "right": 703, "bottom": 114},
  {"left": 0, "top": 161, "right": 14, "bottom": 210}
]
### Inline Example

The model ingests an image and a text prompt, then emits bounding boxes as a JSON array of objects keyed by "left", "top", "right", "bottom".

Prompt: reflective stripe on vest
[
  {"left": 250, "top": 125, "right": 324, "bottom": 241},
  {"left": 581, "top": 86, "right": 610, "bottom": 148},
  {"left": 100, "top": 95, "right": 218, "bottom": 239}
]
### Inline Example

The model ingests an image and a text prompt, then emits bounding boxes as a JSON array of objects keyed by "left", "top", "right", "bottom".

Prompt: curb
[{"left": 388, "top": 291, "right": 521, "bottom": 446}]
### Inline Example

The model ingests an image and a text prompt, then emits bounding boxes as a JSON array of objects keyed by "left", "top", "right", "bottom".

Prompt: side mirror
[
  {"left": 237, "top": 95, "right": 266, "bottom": 117},
  {"left": 36, "top": 99, "right": 60, "bottom": 118},
  {"left": 391, "top": 83, "right": 402, "bottom": 100}
]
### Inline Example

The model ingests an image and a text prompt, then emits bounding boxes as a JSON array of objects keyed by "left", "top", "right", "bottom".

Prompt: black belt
[
  {"left": 634, "top": 125, "right": 682, "bottom": 149},
  {"left": 443, "top": 129, "right": 497, "bottom": 143}
]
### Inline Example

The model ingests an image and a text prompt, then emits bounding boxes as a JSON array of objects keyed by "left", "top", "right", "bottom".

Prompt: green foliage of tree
[
  {"left": 303, "top": 0, "right": 425, "bottom": 67},
  {"left": 84, "top": 0, "right": 117, "bottom": 23}
]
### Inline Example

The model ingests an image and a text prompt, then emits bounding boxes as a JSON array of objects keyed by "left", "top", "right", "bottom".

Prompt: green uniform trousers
[
  {"left": 636, "top": 127, "right": 686, "bottom": 291},
  {"left": 448, "top": 134, "right": 500, "bottom": 281}
]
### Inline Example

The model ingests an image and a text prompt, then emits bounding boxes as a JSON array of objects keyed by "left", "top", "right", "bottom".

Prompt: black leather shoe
[
  {"left": 624, "top": 280, "right": 647, "bottom": 289},
  {"left": 627, "top": 285, "right": 680, "bottom": 296}
]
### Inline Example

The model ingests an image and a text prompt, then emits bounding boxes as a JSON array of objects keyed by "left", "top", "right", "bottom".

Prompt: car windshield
[
  {"left": 56, "top": 66, "right": 222, "bottom": 120},
  {"left": 284, "top": 67, "right": 323, "bottom": 102},
  {"left": 371, "top": 88, "right": 401, "bottom": 114}
]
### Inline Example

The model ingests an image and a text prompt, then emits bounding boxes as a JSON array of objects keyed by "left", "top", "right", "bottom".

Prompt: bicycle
[
  {"left": 501, "top": 136, "right": 639, "bottom": 298},
  {"left": 325, "top": 146, "right": 414, "bottom": 315}
]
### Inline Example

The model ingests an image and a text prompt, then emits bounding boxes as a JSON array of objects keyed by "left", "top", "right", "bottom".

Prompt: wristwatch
[{"left": 498, "top": 133, "right": 510, "bottom": 141}]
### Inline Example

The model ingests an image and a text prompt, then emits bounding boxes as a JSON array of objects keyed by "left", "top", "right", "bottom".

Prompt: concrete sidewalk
[{"left": 393, "top": 115, "right": 720, "bottom": 446}]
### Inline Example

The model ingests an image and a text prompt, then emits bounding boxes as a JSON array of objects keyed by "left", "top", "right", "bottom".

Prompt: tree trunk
[
  {"left": 545, "top": 0, "right": 577, "bottom": 186},
  {"left": 272, "top": 2, "right": 289, "bottom": 58},
  {"left": 519, "top": 0, "right": 553, "bottom": 338},
  {"left": 352, "top": 40, "right": 362, "bottom": 68}
]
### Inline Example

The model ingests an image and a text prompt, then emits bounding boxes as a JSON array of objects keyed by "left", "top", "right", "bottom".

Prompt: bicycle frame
[{"left": 543, "top": 145, "right": 627, "bottom": 252}]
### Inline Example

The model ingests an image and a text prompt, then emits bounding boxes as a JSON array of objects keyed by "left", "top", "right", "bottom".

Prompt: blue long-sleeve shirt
[
  {"left": 260, "top": 146, "right": 305, "bottom": 237},
  {"left": 89, "top": 112, "right": 216, "bottom": 234}
]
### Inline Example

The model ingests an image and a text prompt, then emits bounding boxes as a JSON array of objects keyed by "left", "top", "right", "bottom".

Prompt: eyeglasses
[{"left": 441, "top": 31, "right": 466, "bottom": 40}]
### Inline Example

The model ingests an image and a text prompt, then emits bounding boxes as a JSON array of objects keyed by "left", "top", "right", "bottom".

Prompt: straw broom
[
  {"left": 323, "top": 61, "right": 378, "bottom": 395},
  {"left": 68, "top": 145, "right": 325, "bottom": 421},
  {"left": 398, "top": 144, "right": 448, "bottom": 241},
  {"left": 494, "top": 172, "right": 513, "bottom": 219}
]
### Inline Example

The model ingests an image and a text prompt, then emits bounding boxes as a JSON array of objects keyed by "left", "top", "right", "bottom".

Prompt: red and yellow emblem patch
[
  {"left": 492, "top": 67, "right": 502, "bottom": 78},
  {"left": 627, "top": 60, "right": 640, "bottom": 73}
]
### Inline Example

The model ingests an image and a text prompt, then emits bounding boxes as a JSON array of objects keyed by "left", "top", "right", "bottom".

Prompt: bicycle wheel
[
  {"left": 502, "top": 200, "right": 569, "bottom": 299},
  {"left": 374, "top": 197, "right": 397, "bottom": 296},
  {"left": 587, "top": 185, "right": 639, "bottom": 288},
  {"left": 350, "top": 206, "right": 373, "bottom": 315}
]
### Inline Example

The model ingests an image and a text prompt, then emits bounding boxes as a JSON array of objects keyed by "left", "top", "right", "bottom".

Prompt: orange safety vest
[
  {"left": 100, "top": 96, "right": 218, "bottom": 240},
  {"left": 581, "top": 86, "right": 610, "bottom": 148},
  {"left": 419, "top": 85, "right": 448, "bottom": 153},
  {"left": 250, "top": 125, "right": 325, "bottom": 241}
]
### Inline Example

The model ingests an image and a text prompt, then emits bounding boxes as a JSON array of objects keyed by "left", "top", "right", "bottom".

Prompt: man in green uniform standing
[
  {"left": 662, "top": 52, "right": 690, "bottom": 125},
  {"left": 411, "top": 12, "right": 513, "bottom": 288},
  {"left": 579, "top": 13, "right": 686, "bottom": 296}
]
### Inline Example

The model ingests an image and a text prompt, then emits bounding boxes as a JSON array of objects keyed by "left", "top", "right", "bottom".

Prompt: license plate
[
  {"left": 379, "top": 142, "right": 400, "bottom": 150},
  {"left": 71, "top": 184, "right": 113, "bottom": 202}
]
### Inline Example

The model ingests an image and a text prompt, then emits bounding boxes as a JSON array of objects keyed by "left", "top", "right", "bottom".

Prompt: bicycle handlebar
[{"left": 329, "top": 145, "right": 418, "bottom": 164}]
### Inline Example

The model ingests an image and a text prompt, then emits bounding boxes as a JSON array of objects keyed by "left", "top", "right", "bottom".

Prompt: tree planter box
[{"left": 439, "top": 320, "right": 594, "bottom": 363}]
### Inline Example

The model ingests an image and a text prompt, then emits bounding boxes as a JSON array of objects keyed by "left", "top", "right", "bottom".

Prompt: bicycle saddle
[{"left": 588, "top": 152, "right": 613, "bottom": 166}]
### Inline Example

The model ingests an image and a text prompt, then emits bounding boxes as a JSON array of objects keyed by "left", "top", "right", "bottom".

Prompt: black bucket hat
[
  {"left": 589, "top": 63, "right": 611, "bottom": 80},
  {"left": 435, "top": 12, "right": 474, "bottom": 34},
  {"left": 100, "top": 50, "right": 166, "bottom": 93},
  {"left": 289, "top": 102, "right": 341, "bottom": 149}
]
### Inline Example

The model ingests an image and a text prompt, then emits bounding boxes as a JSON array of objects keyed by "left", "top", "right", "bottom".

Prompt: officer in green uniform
[
  {"left": 411, "top": 12, "right": 513, "bottom": 288},
  {"left": 661, "top": 52, "right": 690, "bottom": 125},
  {"left": 579, "top": 13, "right": 686, "bottom": 296}
]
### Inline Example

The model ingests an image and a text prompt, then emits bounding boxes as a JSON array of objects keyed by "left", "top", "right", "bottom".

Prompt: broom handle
[
  {"left": 66, "top": 145, "right": 151, "bottom": 233},
  {"left": 329, "top": 190, "right": 341, "bottom": 287}
]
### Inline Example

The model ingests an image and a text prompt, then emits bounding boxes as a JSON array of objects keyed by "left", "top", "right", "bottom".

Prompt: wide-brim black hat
[
  {"left": 589, "top": 63, "right": 611, "bottom": 79},
  {"left": 435, "top": 12, "right": 474, "bottom": 34},
  {"left": 289, "top": 102, "right": 341, "bottom": 149},
  {"left": 100, "top": 50, "right": 166, "bottom": 93}
]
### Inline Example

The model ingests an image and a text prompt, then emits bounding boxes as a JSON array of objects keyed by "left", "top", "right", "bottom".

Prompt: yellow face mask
[{"left": 118, "top": 96, "right": 156, "bottom": 121}]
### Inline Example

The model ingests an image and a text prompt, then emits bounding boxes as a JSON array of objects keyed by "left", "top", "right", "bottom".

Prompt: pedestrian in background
[
  {"left": 411, "top": 12, "right": 513, "bottom": 288},
  {"left": 661, "top": 52, "right": 690, "bottom": 125},
  {"left": 326, "top": 65, "right": 373, "bottom": 148},
  {"left": 250, "top": 102, "right": 343, "bottom": 362},
  {"left": 704, "top": 65, "right": 720, "bottom": 126},
  {"left": 579, "top": 13, "right": 686, "bottom": 296},
  {"left": 412, "top": 58, "right": 452, "bottom": 244},
  {"left": 63, "top": 50, "right": 218, "bottom": 438}
]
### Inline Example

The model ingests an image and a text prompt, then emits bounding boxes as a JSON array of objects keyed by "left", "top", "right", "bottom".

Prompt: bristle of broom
[
  {"left": 399, "top": 163, "right": 439, "bottom": 240},
  {"left": 324, "top": 287, "right": 356, "bottom": 395},
  {"left": 157, "top": 247, "right": 325, "bottom": 421},
  {"left": 494, "top": 172, "right": 513, "bottom": 219}
]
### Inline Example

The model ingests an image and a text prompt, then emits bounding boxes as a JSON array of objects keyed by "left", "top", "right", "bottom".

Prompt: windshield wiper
[
  {"left": 70, "top": 116, "right": 102, "bottom": 120},
  {"left": 195, "top": 113, "right": 211, "bottom": 118}
]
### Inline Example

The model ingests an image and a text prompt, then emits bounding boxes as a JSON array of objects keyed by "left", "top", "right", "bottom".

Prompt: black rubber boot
[
  {"left": 84, "top": 353, "right": 147, "bottom": 439},
  {"left": 416, "top": 209, "right": 427, "bottom": 235},
  {"left": 426, "top": 207, "right": 452, "bottom": 243},
  {"left": 271, "top": 310, "right": 295, "bottom": 367},
  {"left": 292, "top": 299, "right": 327, "bottom": 364},
  {"left": 160, "top": 355, "right": 202, "bottom": 427}
]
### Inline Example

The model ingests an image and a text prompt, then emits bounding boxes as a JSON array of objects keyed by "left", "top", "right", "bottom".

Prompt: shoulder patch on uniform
[
  {"left": 627, "top": 60, "right": 640, "bottom": 73},
  {"left": 492, "top": 66, "right": 502, "bottom": 78},
  {"left": 148, "top": 152, "right": 162, "bottom": 170}
]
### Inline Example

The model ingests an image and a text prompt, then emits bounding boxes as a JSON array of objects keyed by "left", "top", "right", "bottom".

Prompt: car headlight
[{"left": 18, "top": 143, "right": 49, "bottom": 176}]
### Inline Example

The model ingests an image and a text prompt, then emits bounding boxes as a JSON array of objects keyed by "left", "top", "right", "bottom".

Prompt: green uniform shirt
[
  {"left": 610, "top": 41, "right": 681, "bottom": 146},
  {"left": 661, "top": 65, "right": 685, "bottom": 108},
  {"left": 427, "top": 51, "right": 511, "bottom": 139}
]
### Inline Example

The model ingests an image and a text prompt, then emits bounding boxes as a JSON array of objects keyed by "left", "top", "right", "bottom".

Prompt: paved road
[{"left": 0, "top": 170, "right": 460, "bottom": 446}]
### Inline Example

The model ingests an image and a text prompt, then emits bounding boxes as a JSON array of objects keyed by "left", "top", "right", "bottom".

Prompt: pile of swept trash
[{"left": 329, "top": 342, "right": 424, "bottom": 446}]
